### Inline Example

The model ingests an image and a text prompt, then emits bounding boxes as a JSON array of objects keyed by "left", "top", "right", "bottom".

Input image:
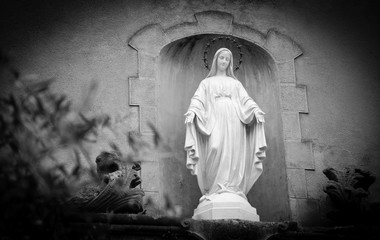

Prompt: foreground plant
[
  {"left": 323, "top": 166, "right": 378, "bottom": 225},
  {"left": 68, "top": 151, "right": 144, "bottom": 213},
  {"left": 0, "top": 52, "right": 144, "bottom": 239}
]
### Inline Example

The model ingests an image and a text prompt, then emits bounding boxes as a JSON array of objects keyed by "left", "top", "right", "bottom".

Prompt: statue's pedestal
[{"left": 192, "top": 192, "right": 260, "bottom": 221}]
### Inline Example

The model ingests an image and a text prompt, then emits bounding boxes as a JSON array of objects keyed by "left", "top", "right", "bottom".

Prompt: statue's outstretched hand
[
  {"left": 255, "top": 109, "right": 265, "bottom": 123},
  {"left": 184, "top": 111, "right": 195, "bottom": 124}
]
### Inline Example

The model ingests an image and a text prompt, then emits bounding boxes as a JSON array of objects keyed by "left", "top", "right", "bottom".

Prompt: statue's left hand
[
  {"left": 184, "top": 111, "right": 195, "bottom": 124},
  {"left": 255, "top": 110, "right": 265, "bottom": 123}
]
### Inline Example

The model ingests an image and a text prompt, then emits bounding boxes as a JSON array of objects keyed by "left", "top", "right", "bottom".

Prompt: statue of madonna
[{"left": 184, "top": 48, "right": 267, "bottom": 221}]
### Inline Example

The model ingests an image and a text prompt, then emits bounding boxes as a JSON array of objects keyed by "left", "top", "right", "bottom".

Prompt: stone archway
[{"left": 128, "top": 11, "right": 312, "bottom": 221}]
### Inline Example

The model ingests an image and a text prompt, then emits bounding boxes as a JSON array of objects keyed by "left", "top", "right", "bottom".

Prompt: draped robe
[{"left": 185, "top": 76, "right": 267, "bottom": 201}]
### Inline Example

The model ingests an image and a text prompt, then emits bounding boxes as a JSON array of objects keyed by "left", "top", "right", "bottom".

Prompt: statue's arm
[
  {"left": 237, "top": 81, "right": 265, "bottom": 124},
  {"left": 185, "top": 81, "right": 207, "bottom": 121}
]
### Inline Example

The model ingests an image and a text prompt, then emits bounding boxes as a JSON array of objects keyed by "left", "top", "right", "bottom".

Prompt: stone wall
[{"left": 1, "top": 0, "right": 379, "bottom": 226}]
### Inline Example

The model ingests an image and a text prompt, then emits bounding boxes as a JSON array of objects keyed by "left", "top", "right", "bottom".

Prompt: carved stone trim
[
  {"left": 129, "top": 24, "right": 170, "bottom": 56},
  {"left": 264, "top": 30, "right": 303, "bottom": 63},
  {"left": 194, "top": 11, "right": 234, "bottom": 34}
]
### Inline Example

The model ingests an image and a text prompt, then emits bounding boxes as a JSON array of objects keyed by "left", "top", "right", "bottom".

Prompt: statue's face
[{"left": 217, "top": 51, "right": 231, "bottom": 72}]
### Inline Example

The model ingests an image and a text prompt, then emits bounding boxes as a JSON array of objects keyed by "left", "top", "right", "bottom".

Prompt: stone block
[
  {"left": 282, "top": 112, "right": 301, "bottom": 140},
  {"left": 141, "top": 161, "right": 160, "bottom": 191},
  {"left": 129, "top": 24, "right": 169, "bottom": 57},
  {"left": 277, "top": 61, "right": 296, "bottom": 83},
  {"left": 264, "top": 30, "right": 303, "bottom": 63},
  {"left": 305, "top": 169, "right": 326, "bottom": 200},
  {"left": 140, "top": 133, "right": 156, "bottom": 151},
  {"left": 127, "top": 132, "right": 157, "bottom": 161},
  {"left": 138, "top": 53, "right": 156, "bottom": 78},
  {"left": 285, "top": 142, "right": 314, "bottom": 169},
  {"left": 129, "top": 77, "right": 156, "bottom": 106},
  {"left": 126, "top": 106, "right": 139, "bottom": 132},
  {"left": 232, "top": 23, "right": 266, "bottom": 47},
  {"left": 280, "top": 84, "right": 308, "bottom": 113},
  {"left": 143, "top": 191, "right": 160, "bottom": 206},
  {"left": 289, "top": 198, "right": 320, "bottom": 226},
  {"left": 140, "top": 106, "right": 157, "bottom": 133},
  {"left": 287, "top": 168, "right": 307, "bottom": 198},
  {"left": 143, "top": 191, "right": 161, "bottom": 217},
  {"left": 165, "top": 22, "right": 200, "bottom": 42},
  {"left": 195, "top": 11, "right": 234, "bottom": 34}
]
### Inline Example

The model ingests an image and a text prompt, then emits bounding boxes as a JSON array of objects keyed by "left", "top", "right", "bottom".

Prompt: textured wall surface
[{"left": 1, "top": 0, "right": 379, "bottom": 225}]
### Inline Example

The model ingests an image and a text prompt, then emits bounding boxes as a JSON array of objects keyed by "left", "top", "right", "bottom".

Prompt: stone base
[{"left": 192, "top": 192, "right": 260, "bottom": 221}]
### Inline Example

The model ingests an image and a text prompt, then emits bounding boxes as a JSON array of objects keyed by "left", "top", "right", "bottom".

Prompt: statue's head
[
  {"left": 217, "top": 49, "right": 231, "bottom": 72},
  {"left": 207, "top": 48, "right": 237, "bottom": 79}
]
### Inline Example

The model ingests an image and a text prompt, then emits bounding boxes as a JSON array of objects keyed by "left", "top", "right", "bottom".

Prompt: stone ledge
[
  {"left": 63, "top": 213, "right": 300, "bottom": 240},
  {"left": 63, "top": 212, "right": 380, "bottom": 239}
]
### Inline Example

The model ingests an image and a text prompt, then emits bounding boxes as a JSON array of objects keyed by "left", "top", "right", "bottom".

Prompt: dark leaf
[
  {"left": 101, "top": 115, "right": 111, "bottom": 127},
  {"left": 56, "top": 164, "right": 68, "bottom": 177},
  {"left": 55, "top": 95, "right": 66, "bottom": 110},
  {"left": 25, "top": 78, "right": 54, "bottom": 93},
  {"left": 147, "top": 122, "right": 161, "bottom": 146},
  {"left": 34, "top": 95, "right": 46, "bottom": 115},
  {"left": 73, "top": 149, "right": 82, "bottom": 167},
  {"left": 82, "top": 137, "right": 97, "bottom": 143},
  {"left": 10, "top": 68, "right": 19, "bottom": 79},
  {"left": 71, "top": 165, "right": 81, "bottom": 178},
  {"left": 79, "top": 113, "right": 91, "bottom": 124},
  {"left": 9, "top": 94, "right": 21, "bottom": 127}
]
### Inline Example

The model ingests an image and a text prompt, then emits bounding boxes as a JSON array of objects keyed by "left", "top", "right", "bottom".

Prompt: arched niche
[
  {"left": 128, "top": 10, "right": 309, "bottom": 222},
  {"left": 157, "top": 34, "right": 289, "bottom": 220}
]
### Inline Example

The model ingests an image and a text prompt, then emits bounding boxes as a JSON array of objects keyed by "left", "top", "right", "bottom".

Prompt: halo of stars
[{"left": 203, "top": 36, "right": 243, "bottom": 71}]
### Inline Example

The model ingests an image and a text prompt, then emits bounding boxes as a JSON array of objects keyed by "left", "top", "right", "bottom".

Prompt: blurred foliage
[
  {"left": 0, "top": 51, "right": 138, "bottom": 239},
  {"left": 0, "top": 50, "right": 184, "bottom": 239}
]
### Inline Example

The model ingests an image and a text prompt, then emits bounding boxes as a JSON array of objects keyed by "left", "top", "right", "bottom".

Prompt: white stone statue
[{"left": 184, "top": 48, "right": 267, "bottom": 221}]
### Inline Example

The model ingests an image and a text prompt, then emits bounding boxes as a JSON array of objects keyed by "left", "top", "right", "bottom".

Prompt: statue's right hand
[{"left": 184, "top": 111, "right": 195, "bottom": 124}]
